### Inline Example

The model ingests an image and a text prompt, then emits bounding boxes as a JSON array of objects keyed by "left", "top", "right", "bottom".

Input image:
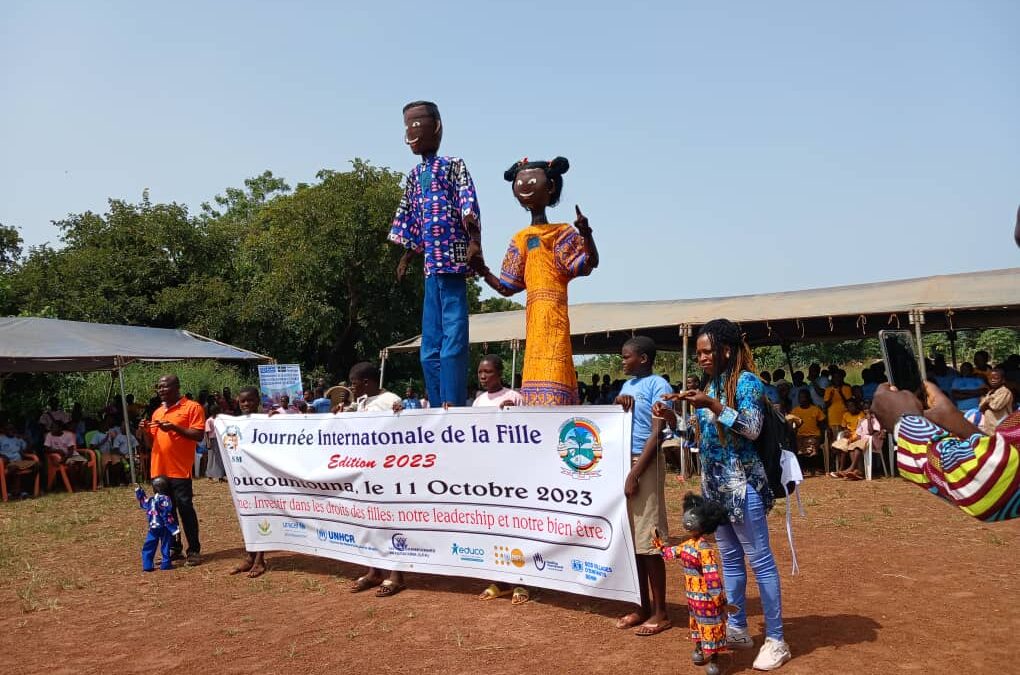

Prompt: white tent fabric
[
  {"left": 386, "top": 268, "right": 1020, "bottom": 353},
  {"left": 0, "top": 317, "right": 272, "bottom": 372}
]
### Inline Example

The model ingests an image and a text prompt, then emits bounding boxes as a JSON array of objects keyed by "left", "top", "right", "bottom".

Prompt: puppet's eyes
[
  {"left": 528, "top": 178, "right": 537, "bottom": 185},
  {"left": 516, "top": 179, "right": 523, "bottom": 186},
  {"left": 411, "top": 121, "right": 421, "bottom": 127}
]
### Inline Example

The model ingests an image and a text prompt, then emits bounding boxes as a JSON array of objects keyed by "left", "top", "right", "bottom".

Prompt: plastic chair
[
  {"left": 864, "top": 434, "right": 890, "bottom": 481},
  {"left": 46, "top": 448, "right": 99, "bottom": 493},
  {"left": 45, "top": 452, "right": 74, "bottom": 493},
  {"left": 1, "top": 453, "right": 41, "bottom": 501}
]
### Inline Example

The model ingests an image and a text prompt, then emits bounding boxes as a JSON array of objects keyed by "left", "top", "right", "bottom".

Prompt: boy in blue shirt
[{"left": 614, "top": 336, "right": 673, "bottom": 636}]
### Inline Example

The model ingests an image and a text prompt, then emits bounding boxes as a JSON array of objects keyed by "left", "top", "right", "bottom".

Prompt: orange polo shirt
[{"left": 148, "top": 397, "right": 206, "bottom": 479}]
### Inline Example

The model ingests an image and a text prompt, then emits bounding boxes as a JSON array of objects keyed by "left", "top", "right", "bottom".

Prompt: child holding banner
[
  {"left": 345, "top": 362, "right": 406, "bottom": 597},
  {"left": 230, "top": 387, "right": 270, "bottom": 578},
  {"left": 615, "top": 336, "right": 673, "bottom": 636}
]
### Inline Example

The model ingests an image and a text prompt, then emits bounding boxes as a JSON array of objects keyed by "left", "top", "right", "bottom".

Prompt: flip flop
[
  {"left": 478, "top": 584, "right": 512, "bottom": 601},
  {"left": 350, "top": 575, "right": 383, "bottom": 593},
  {"left": 634, "top": 619, "right": 673, "bottom": 637},
  {"left": 375, "top": 579, "right": 405, "bottom": 598},
  {"left": 510, "top": 587, "right": 530, "bottom": 606},
  {"left": 616, "top": 612, "right": 646, "bottom": 629}
]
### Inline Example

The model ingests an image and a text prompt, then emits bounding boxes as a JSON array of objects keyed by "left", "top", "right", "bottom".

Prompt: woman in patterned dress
[{"left": 473, "top": 157, "right": 598, "bottom": 405}]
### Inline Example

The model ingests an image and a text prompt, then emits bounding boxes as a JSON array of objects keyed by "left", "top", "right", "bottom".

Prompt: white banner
[{"left": 215, "top": 406, "right": 639, "bottom": 603}]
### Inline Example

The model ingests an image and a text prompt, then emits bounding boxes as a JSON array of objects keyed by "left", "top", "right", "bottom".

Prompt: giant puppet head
[{"left": 403, "top": 101, "right": 442, "bottom": 158}]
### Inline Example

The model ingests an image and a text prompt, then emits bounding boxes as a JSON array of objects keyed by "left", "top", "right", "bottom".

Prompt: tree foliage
[{"left": 4, "top": 162, "right": 434, "bottom": 385}]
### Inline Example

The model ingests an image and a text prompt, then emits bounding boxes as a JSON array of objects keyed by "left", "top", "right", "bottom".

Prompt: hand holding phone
[{"left": 879, "top": 330, "right": 927, "bottom": 407}]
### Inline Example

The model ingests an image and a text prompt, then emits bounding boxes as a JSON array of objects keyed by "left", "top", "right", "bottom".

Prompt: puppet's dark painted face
[
  {"left": 403, "top": 106, "right": 441, "bottom": 157},
  {"left": 512, "top": 168, "right": 554, "bottom": 211},
  {"left": 682, "top": 508, "right": 704, "bottom": 536}
]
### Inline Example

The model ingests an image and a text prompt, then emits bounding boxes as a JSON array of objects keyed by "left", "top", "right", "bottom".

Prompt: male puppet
[{"left": 389, "top": 101, "right": 481, "bottom": 407}]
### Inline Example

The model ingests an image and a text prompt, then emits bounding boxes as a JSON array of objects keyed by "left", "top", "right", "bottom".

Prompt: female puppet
[
  {"left": 474, "top": 157, "right": 598, "bottom": 405},
  {"left": 654, "top": 493, "right": 730, "bottom": 675}
]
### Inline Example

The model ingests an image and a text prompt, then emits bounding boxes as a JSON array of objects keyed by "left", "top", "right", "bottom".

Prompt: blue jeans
[
  {"left": 420, "top": 273, "right": 468, "bottom": 407},
  {"left": 715, "top": 485, "right": 784, "bottom": 640},
  {"left": 142, "top": 527, "right": 174, "bottom": 571}
]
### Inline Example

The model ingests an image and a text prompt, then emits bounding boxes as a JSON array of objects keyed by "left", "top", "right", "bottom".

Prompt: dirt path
[{"left": 1, "top": 475, "right": 1017, "bottom": 674}]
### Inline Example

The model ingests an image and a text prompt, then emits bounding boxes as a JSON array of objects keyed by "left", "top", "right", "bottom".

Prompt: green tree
[
  {"left": 10, "top": 193, "right": 205, "bottom": 325},
  {"left": 0, "top": 223, "right": 23, "bottom": 314},
  {"left": 159, "top": 161, "right": 419, "bottom": 381}
]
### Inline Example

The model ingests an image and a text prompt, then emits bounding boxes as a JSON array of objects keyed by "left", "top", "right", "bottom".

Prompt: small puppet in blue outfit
[{"left": 135, "top": 475, "right": 180, "bottom": 571}]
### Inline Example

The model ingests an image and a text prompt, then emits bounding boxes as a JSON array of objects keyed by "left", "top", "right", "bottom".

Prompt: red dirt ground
[{"left": 1, "top": 474, "right": 1018, "bottom": 675}]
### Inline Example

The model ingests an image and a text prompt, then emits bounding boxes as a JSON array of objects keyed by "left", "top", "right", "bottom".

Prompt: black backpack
[{"left": 756, "top": 397, "right": 797, "bottom": 501}]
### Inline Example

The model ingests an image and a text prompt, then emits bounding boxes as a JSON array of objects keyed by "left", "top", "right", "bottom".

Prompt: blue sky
[{"left": 2, "top": 0, "right": 1017, "bottom": 305}]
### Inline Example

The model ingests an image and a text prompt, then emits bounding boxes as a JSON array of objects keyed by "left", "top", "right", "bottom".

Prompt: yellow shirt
[
  {"left": 824, "top": 385, "right": 853, "bottom": 427},
  {"left": 841, "top": 411, "right": 866, "bottom": 440},
  {"left": 792, "top": 404, "right": 826, "bottom": 437}
]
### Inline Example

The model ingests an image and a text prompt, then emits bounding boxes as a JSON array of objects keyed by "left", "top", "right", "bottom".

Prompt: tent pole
[
  {"left": 781, "top": 342, "right": 794, "bottom": 377},
  {"left": 116, "top": 357, "right": 137, "bottom": 485},
  {"left": 378, "top": 349, "right": 389, "bottom": 388},
  {"left": 680, "top": 324, "right": 692, "bottom": 478},
  {"left": 511, "top": 339, "right": 519, "bottom": 388},
  {"left": 948, "top": 330, "right": 958, "bottom": 370},
  {"left": 909, "top": 310, "right": 927, "bottom": 381}
]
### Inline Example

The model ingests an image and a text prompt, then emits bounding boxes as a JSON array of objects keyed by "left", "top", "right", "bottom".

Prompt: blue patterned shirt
[
  {"left": 388, "top": 155, "right": 480, "bottom": 276},
  {"left": 695, "top": 370, "right": 772, "bottom": 524}
]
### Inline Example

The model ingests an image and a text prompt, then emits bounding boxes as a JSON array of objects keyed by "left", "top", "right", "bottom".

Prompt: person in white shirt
[
  {"left": 472, "top": 355, "right": 523, "bottom": 408},
  {"left": 344, "top": 362, "right": 405, "bottom": 597}
]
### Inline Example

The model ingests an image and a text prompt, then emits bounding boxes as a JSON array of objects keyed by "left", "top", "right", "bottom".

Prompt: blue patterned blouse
[{"left": 695, "top": 370, "right": 772, "bottom": 524}]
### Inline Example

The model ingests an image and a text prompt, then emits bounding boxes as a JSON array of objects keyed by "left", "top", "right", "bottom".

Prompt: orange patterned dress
[
  {"left": 498, "top": 223, "right": 589, "bottom": 406},
  {"left": 661, "top": 537, "right": 728, "bottom": 654}
]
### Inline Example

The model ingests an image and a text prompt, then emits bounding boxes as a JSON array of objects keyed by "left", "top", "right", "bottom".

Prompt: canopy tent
[
  {"left": 0, "top": 317, "right": 272, "bottom": 373},
  {"left": 385, "top": 268, "right": 1020, "bottom": 355},
  {"left": 0, "top": 317, "right": 273, "bottom": 483}
]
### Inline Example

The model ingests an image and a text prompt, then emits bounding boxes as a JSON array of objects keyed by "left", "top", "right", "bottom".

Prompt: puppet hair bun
[{"left": 504, "top": 156, "right": 571, "bottom": 182}]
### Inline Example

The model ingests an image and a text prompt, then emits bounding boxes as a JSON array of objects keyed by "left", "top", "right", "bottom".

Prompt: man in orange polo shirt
[{"left": 140, "top": 374, "right": 206, "bottom": 565}]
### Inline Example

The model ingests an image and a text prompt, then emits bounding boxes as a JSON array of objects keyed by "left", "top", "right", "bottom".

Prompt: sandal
[
  {"left": 510, "top": 586, "right": 530, "bottom": 605},
  {"left": 634, "top": 619, "right": 673, "bottom": 637},
  {"left": 478, "top": 583, "right": 512, "bottom": 601},
  {"left": 375, "top": 579, "right": 405, "bottom": 598},
  {"left": 615, "top": 612, "right": 646, "bottom": 629},
  {"left": 350, "top": 575, "right": 383, "bottom": 593}
]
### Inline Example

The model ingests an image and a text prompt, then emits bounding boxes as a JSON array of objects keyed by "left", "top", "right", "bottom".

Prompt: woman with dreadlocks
[
  {"left": 472, "top": 157, "right": 598, "bottom": 406},
  {"left": 663, "top": 319, "right": 791, "bottom": 671}
]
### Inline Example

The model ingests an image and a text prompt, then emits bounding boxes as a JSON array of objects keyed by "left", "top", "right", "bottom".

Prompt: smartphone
[{"left": 879, "top": 330, "right": 926, "bottom": 405}]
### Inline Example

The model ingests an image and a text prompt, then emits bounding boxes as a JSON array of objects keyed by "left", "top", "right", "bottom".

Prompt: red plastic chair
[
  {"left": 1, "top": 453, "right": 41, "bottom": 501},
  {"left": 45, "top": 451, "right": 74, "bottom": 493}
]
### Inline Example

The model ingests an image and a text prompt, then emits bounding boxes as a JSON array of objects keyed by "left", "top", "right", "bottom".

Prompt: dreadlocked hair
[{"left": 698, "top": 319, "right": 757, "bottom": 445}]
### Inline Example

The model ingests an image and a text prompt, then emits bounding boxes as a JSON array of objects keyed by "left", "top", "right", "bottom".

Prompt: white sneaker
[
  {"left": 753, "top": 637, "right": 792, "bottom": 671},
  {"left": 725, "top": 624, "right": 755, "bottom": 650}
]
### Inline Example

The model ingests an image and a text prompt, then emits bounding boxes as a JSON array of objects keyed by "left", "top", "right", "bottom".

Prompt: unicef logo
[
  {"left": 557, "top": 418, "right": 603, "bottom": 475},
  {"left": 391, "top": 533, "right": 408, "bottom": 551}
]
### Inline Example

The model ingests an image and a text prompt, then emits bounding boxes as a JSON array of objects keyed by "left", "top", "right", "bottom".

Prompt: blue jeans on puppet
[
  {"left": 715, "top": 485, "right": 784, "bottom": 641},
  {"left": 420, "top": 273, "right": 468, "bottom": 406},
  {"left": 142, "top": 526, "right": 176, "bottom": 571},
  {"left": 135, "top": 484, "right": 180, "bottom": 572}
]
